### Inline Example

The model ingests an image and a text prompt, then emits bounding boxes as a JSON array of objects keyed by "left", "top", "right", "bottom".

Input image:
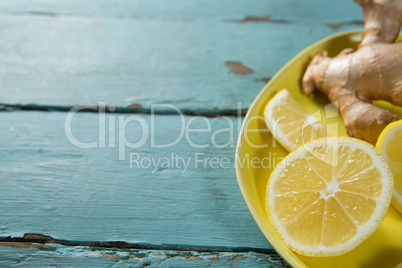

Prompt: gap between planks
[
  {"left": 0, "top": 240, "right": 289, "bottom": 267},
  {"left": 0, "top": 233, "right": 277, "bottom": 255},
  {"left": 0, "top": 103, "right": 248, "bottom": 117}
]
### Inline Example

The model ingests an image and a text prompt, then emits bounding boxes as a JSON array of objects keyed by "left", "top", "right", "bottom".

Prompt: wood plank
[
  {"left": 0, "top": 111, "right": 273, "bottom": 249},
  {"left": 0, "top": 243, "right": 288, "bottom": 267},
  {"left": 0, "top": 13, "right": 362, "bottom": 110},
  {"left": 0, "top": 0, "right": 362, "bottom": 22}
]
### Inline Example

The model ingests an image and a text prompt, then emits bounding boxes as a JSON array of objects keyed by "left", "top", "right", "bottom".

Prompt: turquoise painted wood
[
  {"left": 0, "top": 0, "right": 370, "bottom": 267},
  {"left": 0, "top": 243, "right": 286, "bottom": 267},
  {"left": 0, "top": 111, "right": 273, "bottom": 249},
  {"left": 0, "top": 0, "right": 361, "bottom": 22},
  {"left": 0, "top": 0, "right": 363, "bottom": 110}
]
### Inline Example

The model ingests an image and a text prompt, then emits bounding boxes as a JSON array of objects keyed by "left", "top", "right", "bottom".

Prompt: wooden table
[{"left": 0, "top": 0, "right": 363, "bottom": 266}]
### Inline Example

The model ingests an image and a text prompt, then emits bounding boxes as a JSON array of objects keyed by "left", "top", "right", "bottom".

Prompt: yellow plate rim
[{"left": 235, "top": 29, "right": 366, "bottom": 268}]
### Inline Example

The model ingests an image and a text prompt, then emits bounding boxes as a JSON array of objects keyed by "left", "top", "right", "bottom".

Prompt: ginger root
[{"left": 302, "top": 0, "right": 402, "bottom": 145}]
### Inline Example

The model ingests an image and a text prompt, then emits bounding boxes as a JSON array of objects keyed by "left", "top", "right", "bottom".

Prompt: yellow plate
[{"left": 236, "top": 30, "right": 402, "bottom": 268}]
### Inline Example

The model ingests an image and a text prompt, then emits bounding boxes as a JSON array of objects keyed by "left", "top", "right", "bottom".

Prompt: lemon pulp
[
  {"left": 267, "top": 138, "right": 393, "bottom": 256},
  {"left": 264, "top": 89, "right": 327, "bottom": 152}
]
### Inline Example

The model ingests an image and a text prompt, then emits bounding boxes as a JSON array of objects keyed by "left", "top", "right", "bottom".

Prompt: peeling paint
[
  {"left": 23, "top": 233, "right": 54, "bottom": 242},
  {"left": 239, "top": 16, "right": 288, "bottom": 24},
  {"left": 225, "top": 61, "right": 254, "bottom": 75},
  {"left": 229, "top": 254, "right": 247, "bottom": 261},
  {"left": 326, "top": 23, "right": 343, "bottom": 30},
  {"left": 128, "top": 103, "right": 143, "bottom": 109},
  {"left": 102, "top": 253, "right": 121, "bottom": 260},
  {"left": 0, "top": 242, "right": 46, "bottom": 249},
  {"left": 255, "top": 77, "right": 272, "bottom": 83},
  {"left": 0, "top": 103, "right": 246, "bottom": 117},
  {"left": 326, "top": 20, "right": 364, "bottom": 30},
  {"left": 241, "top": 15, "right": 272, "bottom": 22},
  {"left": 0, "top": 235, "right": 288, "bottom": 266},
  {"left": 1, "top": 233, "right": 276, "bottom": 254}
]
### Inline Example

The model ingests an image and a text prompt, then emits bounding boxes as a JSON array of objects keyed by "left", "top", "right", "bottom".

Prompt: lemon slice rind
[
  {"left": 264, "top": 89, "right": 327, "bottom": 152},
  {"left": 267, "top": 137, "right": 393, "bottom": 256},
  {"left": 376, "top": 120, "right": 402, "bottom": 213}
]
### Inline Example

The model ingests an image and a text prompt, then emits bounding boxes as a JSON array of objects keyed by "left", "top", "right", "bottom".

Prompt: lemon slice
[
  {"left": 376, "top": 120, "right": 402, "bottom": 213},
  {"left": 266, "top": 137, "right": 393, "bottom": 256},
  {"left": 264, "top": 89, "right": 327, "bottom": 152}
]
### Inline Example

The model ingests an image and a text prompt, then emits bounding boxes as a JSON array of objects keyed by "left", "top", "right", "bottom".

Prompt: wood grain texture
[
  {"left": 0, "top": 0, "right": 362, "bottom": 22},
  {"left": 0, "top": 111, "right": 274, "bottom": 250},
  {"left": 0, "top": 1, "right": 369, "bottom": 266},
  {"left": 0, "top": 0, "right": 363, "bottom": 110},
  {"left": 0, "top": 243, "right": 289, "bottom": 267}
]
